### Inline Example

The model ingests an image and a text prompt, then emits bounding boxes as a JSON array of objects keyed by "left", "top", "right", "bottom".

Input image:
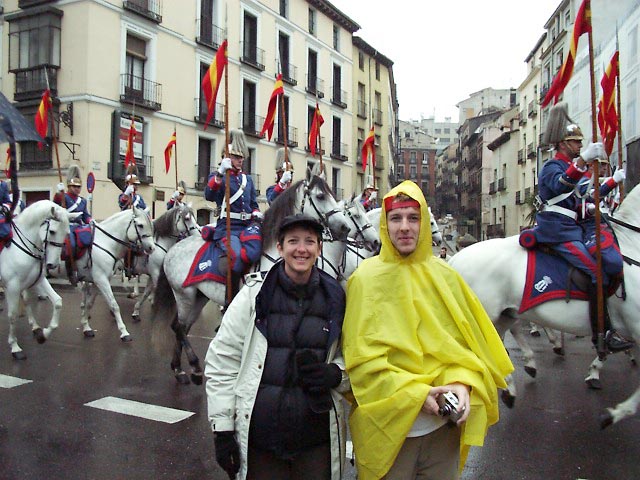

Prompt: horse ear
[
  {"left": 50, "top": 206, "right": 58, "bottom": 220},
  {"left": 306, "top": 167, "right": 312, "bottom": 182}
]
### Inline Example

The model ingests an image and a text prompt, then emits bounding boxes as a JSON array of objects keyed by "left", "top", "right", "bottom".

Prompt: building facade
[{"left": 397, "top": 120, "right": 436, "bottom": 205}]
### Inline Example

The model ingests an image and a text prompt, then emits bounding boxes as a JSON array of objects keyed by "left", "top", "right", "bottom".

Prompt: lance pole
[
  {"left": 223, "top": 9, "right": 232, "bottom": 307},
  {"left": 615, "top": 35, "right": 625, "bottom": 203},
  {"left": 279, "top": 90, "right": 290, "bottom": 170},
  {"left": 174, "top": 124, "right": 179, "bottom": 190},
  {"left": 44, "top": 67, "right": 62, "bottom": 183}
]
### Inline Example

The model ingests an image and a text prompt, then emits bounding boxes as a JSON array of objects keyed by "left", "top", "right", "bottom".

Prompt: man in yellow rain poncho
[{"left": 342, "top": 181, "right": 513, "bottom": 479}]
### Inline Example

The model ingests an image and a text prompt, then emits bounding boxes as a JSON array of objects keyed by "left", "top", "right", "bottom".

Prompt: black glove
[
  {"left": 214, "top": 431, "right": 240, "bottom": 478},
  {"left": 298, "top": 362, "right": 342, "bottom": 393}
]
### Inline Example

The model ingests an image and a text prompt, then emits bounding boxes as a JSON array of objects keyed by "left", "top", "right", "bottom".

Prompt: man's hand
[
  {"left": 580, "top": 142, "right": 606, "bottom": 164},
  {"left": 172, "top": 190, "right": 181, "bottom": 199},
  {"left": 422, "top": 382, "right": 471, "bottom": 425},
  {"left": 124, "top": 185, "right": 134, "bottom": 196},
  {"left": 279, "top": 170, "right": 292, "bottom": 186},
  {"left": 369, "top": 190, "right": 377, "bottom": 201},
  {"left": 613, "top": 168, "right": 626, "bottom": 183},
  {"left": 218, "top": 158, "right": 233, "bottom": 175},
  {"left": 57, "top": 182, "right": 65, "bottom": 193},
  {"left": 214, "top": 431, "right": 240, "bottom": 478},
  {"left": 251, "top": 210, "right": 264, "bottom": 221}
]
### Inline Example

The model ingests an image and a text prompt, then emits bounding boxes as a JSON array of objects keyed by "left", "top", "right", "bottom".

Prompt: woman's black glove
[
  {"left": 214, "top": 431, "right": 240, "bottom": 478},
  {"left": 298, "top": 362, "right": 342, "bottom": 393}
]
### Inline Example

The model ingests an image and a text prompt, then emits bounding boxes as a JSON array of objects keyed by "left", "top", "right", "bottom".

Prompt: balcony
[
  {"left": 123, "top": 0, "right": 162, "bottom": 23},
  {"left": 515, "top": 191, "right": 523, "bottom": 205},
  {"left": 487, "top": 224, "right": 505, "bottom": 238},
  {"left": 373, "top": 108, "right": 383, "bottom": 126},
  {"left": 19, "top": 0, "right": 57, "bottom": 7},
  {"left": 518, "top": 149, "right": 524, "bottom": 164},
  {"left": 524, "top": 187, "right": 532, "bottom": 201},
  {"left": 375, "top": 154, "right": 385, "bottom": 171},
  {"left": 305, "top": 75, "right": 324, "bottom": 98},
  {"left": 528, "top": 100, "right": 537, "bottom": 118},
  {"left": 196, "top": 17, "right": 224, "bottom": 50},
  {"left": 540, "top": 85, "right": 549, "bottom": 103},
  {"left": 194, "top": 97, "right": 225, "bottom": 129},
  {"left": 331, "top": 88, "right": 347, "bottom": 109},
  {"left": 520, "top": 111, "right": 527, "bottom": 124},
  {"left": 498, "top": 177, "right": 506, "bottom": 191},
  {"left": 276, "top": 62, "right": 297, "bottom": 86},
  {"left": 240, "top": 42, "right": 265, "bottom": 71},
  {"left": 120, "top": 74, "right": 162, "bottom": 111},
  {"left": 305, "top": 134, "right": 326, "bottom": 155},
  {"left": 330, "top": 141, "right": 348, "bottom": 161},
  {"left": 14, "top": 67, "right": 58, "bottom": 101},
  {"left": 275, "top": 124, "right": 299, "bottom": 148},
  {"left": 239, "top": 111, "right": 265, "bottom": 138},
  {"left": 114, "top": 155, "right": 154, "bottom": 184},
  {"left": 357, "top": 101, "right": 367, "bottom": 119},
  {"left": 527, "top": 143, "right": 536, "bottom": 158},
  {"left": 489, "top": 181, "right": 497, "bottom": 195}
]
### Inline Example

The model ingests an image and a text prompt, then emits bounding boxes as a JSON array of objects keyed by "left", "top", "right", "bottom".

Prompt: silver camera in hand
[{"left": 437, "top": 391, "right": 464, "bottom": 424}]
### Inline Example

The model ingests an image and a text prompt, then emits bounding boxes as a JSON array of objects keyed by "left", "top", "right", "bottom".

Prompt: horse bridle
[
  {"left": 343, "top": 204, "right": 375, "bottom": 248},
  {"left": 92, "top": 213, "right": 152, "bottom": 263},
  {"left": 299, "top": 179, "right": 342, "bottom": 233}
]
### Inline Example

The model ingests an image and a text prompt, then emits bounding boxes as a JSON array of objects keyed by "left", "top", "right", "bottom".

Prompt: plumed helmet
[
  {"left": 126, "top": 174, "right": 141, "bottom": 185},
  {"left": 225, "top": 129, "right": 248, "bottom": 158},
  {"left": 543, "top": 102, "right": 583, "bottom": 145},
  {"left": 67, "top": 164, "right": 82, "bottom": 187},
  {"left": 177, "top": 180, "right": 186, "bottom": 195},
  {"left": 275, "top": 148, "right": 286, "bottom": 171},
  {"left": 364, "top": 183, "right": 377, "bottom": 191}
]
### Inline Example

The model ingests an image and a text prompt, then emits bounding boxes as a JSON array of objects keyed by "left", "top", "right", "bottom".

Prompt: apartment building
[
  {"left": 456, "top": 87, "right": 517, "bottom": 125},
  {"left": 434, "top": 143, "right": 458, "bottom": 219},
  {"left": 397, "top": 120, "right": 436, "bottom": 205},
  {"left": 1, "top": 0, "right": 363, "bottom": 222}
]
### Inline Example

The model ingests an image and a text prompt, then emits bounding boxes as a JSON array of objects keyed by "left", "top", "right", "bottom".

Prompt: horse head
[
  {"left": 43, "top": 204, "right": 73, "bottom": 272},
  {"left": 301, "top": 171, "right": 350, "bottom": 241},
  {"left": 428, "top": 207, "right": 443, "bottom": 246},
  {"left": 342, "top": 198, "right": 380, "bottom": 252},
  {"left": 129, "top": 206, "right": 155, "bottom": 254},
  {"left": 177, "top": 203, "right": 201, "bottom": 237}
]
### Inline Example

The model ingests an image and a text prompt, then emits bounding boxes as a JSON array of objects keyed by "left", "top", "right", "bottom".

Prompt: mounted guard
[
  {"left": 359, "top": 183, "right": 378, "bottom": 212},
  {"left": 265, "top": 147, "right": 293, "bottom": 205},
  {"left": 529, "top": 102, "right": 631, "bottom": 353},
  {"left": 167, "top": 181, "right": 187, "bottom": 210},
  {"left": 53, "top": 165, "right": 92, "bottom": 285},
  {"left": 118, "top": 164, "right": 148, "bottom": 213}
]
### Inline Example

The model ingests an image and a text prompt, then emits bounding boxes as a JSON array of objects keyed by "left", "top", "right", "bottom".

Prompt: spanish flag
[
  {"left": 201, "top": 40, "right": 228, "bottom": 129},
  {"left": 124, "top": 120, "right": 137, "bottom": 168},
  {"left": 597, "top": 51, "right": 619, "bottom": 156},
  {"left": 541, "top": 0, "right": 591, "bottom": 107},
  {"left": 164, "top": 130, "right": 176, "bottom": 174},
  {"left": 260, "top": 74, "right": 285, "bottom": 141},
  {"left": 308, "top": 103, "right": 324, "bottom": 156},
  {"left": 35, "top": 89, "right": 51, "bottom": 149},
  {"left": 361, "top": 126, "right": 375, "bottom": 172}
]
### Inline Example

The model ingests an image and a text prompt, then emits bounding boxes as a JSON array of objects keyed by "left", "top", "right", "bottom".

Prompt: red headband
[{"left": 384, "top": 198, "right": 420, "bottom": 212}]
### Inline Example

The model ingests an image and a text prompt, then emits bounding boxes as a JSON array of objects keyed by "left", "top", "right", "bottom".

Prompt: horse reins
[{"left": 91, "top": 214, "right": 152, "bottom": 271}]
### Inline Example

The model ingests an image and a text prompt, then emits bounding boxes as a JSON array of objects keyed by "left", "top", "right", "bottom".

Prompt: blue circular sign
[{"left": 86, "top": 172, "right": 95, "bottom": 193}]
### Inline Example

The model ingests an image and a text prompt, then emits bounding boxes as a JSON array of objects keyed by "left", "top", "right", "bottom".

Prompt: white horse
[
  {"left": 152, "top": 173, "right": 352, "bottom": 384},
  {"left": 130, "top": 203, "right": 200, "bottom": 320},
  {"left": 448, "top": 184, "right": 640, "bottom": 428},
  {"left": 72, "top": 207, "right": 155, "bottom": 341},
  {"left": 0, "top": 200, "right": 78, "bottom": 359}
]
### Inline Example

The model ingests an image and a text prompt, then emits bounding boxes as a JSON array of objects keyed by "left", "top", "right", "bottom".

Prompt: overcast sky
[{"left": 330, "top": 0, "right": 565, "bottom": 122}]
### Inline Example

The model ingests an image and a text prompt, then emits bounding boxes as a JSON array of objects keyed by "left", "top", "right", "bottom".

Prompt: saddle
[{"left": 61, "top": 225, "right": 93, "bottom": 261}]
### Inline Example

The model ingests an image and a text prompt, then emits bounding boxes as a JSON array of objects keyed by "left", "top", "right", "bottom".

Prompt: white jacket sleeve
[{"left": 204, "top": 285, "right": 255, "bottom": 432}]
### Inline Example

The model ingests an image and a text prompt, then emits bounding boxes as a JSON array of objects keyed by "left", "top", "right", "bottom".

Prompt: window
[
  {"left": 332, "top": 116, "right": 343, "bottom": 158},
  {"left": 435, "top": 128, "right": 441, "bottom": 134},
  {"left": 242, "top": 12, "right": 263, "bottom": 70},
  {"left": 397, "top": 164, "right": 405, "bottom": 178},
  {"left": 629, "top": 26, "right": 638, "bottom": 65},
  {"left": 332, "top": 64, "right": 344, "bottom": 106},
  {"left": 197, "top": 137, "right": 217, "bottom": 189},
  {"left": 410, "top": 151, "right": 417, "bottom": 164},
  {"left": 278, "top": 32, "right": 294, "bottom": 83},
  {"left": 375, "top": 61, "right": 380, "bottom": 80},
  {"left": 277, "top": 95, "right": 290, "bottom": 144},
  {"left": 279, "top": 0, "right": 288, "bottom": 17},
  {"left": 421, "top": 165, "right": 428, "bottom": 176},
  {"left": 308, "top": 8, "right": 316, "bottom": 35},
  {"left": 333, "top": 24, "right": 339, "bottom": 51},
  {"left": 410, "top": 165, "right": 417, "bottom": 176},
  {"left": 564, "top": 10, "right": 571, "bottom": 29},
  {"left": 332, "top": 167, "right": 341, "bottom": 200},
  {"left": 357, "top": 127, "right": 364, "bottom": 153},
  {"left": 444, "top": 128, "right": 450, "bottom": 134},
  {"left": 307, "top": 49, "right": 319, "bottom": 94},
  {"left": 124, "top": 34, "right": 147, "bottom": 98},
  {"left": 198, "top": 0, "right": 222, "bottom": 48},
  {"left": 242, "top": 79, "right": 257, "bottom": 133},
  {"left": 358, "top": 51, "right": 364, "bottom": 70}
]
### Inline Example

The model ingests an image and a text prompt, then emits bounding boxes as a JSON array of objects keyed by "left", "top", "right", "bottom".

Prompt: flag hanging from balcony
[
  {"left": 124, "top": 120, "right": 137, "bottom": 168},
  {"left": 541, "top": 0, "right": 591, "bottom": 107},
  {"left": 34, "top": 89, "right": 51, "bottom": 149},
  {"left": 308, "top": 103, "right": 324, "bottom": 156},
  {"left": 361, "top": 126, "right": 375, "bottom": 173},
  {"left": 597, "top": 50, "right": 619, "bottom": 156},
  {"left": 164, "top": 130, "right": 176, "bottom": 174},
  {"left": 201, "top": 39, "right": 228, "bottom": 130},
  {"left": 259, "top": 74, "right": 285, "bottom": 141}
]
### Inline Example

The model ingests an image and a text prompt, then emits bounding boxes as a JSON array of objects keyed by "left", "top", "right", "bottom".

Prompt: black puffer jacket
[{"left": 248, "top": 261, "right": 345, "bottom": 459}]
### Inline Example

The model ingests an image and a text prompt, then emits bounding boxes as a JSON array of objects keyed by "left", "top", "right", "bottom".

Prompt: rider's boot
[
  {"left": 66, "top": 259, "right": 78, "bottom": 287},
  {"left": 588, "top": 283, "right": 633, "bottom": 355}
]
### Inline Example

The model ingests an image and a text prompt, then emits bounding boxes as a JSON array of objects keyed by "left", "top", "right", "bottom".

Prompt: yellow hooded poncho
[{"left": 342, "top": 181, "right": 513, "bottom": 479}]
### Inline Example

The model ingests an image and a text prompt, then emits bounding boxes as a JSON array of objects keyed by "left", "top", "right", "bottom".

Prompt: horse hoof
[
  {"left": 12, "top": 351, "right": 26, "bottom": 360},
  {"left": 500, "top": 390, "right": 515, "bottom": 408},
  {"left": 191, "top": 373, "right": 203, "bottom": 385},
  {"left": 553, "top": 347, "right": 565, "bottom": 356},
  {"left": 586, "top": 378, "right": 602, "bottom": 390},
  {"left": 524, "top": 366, "right": 537, "bottom": 378},
  {"left": 599, "top": 410, "right": 614, "bottom": 429},
  {"left": 175, "top": 373, "right": 191, "bottom": 385},
  {"left": 83, "top": 330, "right": 95, "bottom": 338},
  {"left": 120, "top": 335, "right": 133, "bottom": 342},
  {"left": 131, "top": 313, "right": 140, "bottom": 323},
  {"left": 530, "top": 330, "right": 541, "bottom": 337},
  {"left": 32, "top": 328, "right": 46, "bottom": 344}
]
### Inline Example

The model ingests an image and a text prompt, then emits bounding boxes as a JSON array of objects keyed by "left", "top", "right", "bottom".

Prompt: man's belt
[
  {"left": 541, "top": 204, "right": 577, "bottom": 220},
  {"left": 223, "top": 211, "right": 252, "bottom": 221}
]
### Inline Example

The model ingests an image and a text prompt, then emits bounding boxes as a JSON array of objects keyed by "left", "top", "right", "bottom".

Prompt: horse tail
[{"left": 151, "top": 267, "right": 177, "bottom": 355}]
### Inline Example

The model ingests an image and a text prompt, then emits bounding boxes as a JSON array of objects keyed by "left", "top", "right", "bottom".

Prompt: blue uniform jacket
[
  {"left": 59, "top": 192, "right": 92, "bottom": 224},
  {"left": 0, "top": 181, "right": 11, "bottom": 209},
  {"left": 205, "top": 170, "right": 259, "bottom": 228},
  {"left": 118, "top": 192, "right": 147, "bottom": 211}
]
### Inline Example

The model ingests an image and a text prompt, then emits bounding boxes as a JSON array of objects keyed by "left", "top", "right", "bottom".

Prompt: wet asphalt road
[{"left": 1, "top": 286, "right": 639, "bottom": 479}]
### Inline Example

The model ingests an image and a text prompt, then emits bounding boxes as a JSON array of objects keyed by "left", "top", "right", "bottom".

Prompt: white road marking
[
  {"left": 0, "top": 374, "right": 33, "bottom": 389},
  {"left": 346, "top": 440, "right": 353, "bottom": 458},
  {"left": 85, "top": 396, "right": 195, "bottom": 424}
]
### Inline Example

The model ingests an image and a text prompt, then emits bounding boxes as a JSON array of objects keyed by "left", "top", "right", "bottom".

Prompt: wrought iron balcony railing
[
  {"left": 194, "top": 97, "right": 225, "bottom": 129},
  {"left": 240, "top": 111, "right": 265, "bottom": 138},
  {"left": 275, "top": 124, "right": 299, "bottom": 148},
  {"left": 14, "top": 67, "right": 58, "bottom": 101},
  {"left": 120, "top": 74, "right": 162, "bottom": 111},
  {"left": 357, "top": 101, "right": 367, "bottom": 119},
  {"left": 331, "top": 88, "right": 347, "bottom": 108},
  {"left": 196, "top": 17, "right": 224, "bottom": 49},
  {"left": 123, "top": 0, "right": 162, "bottom": 23},
  {"left": 498, "top": 177, "right": 506, "bottom": 191},
  {"left": 276, "top": 61, "right": 297, "bottom": 86},
  {"left": 373, "top": 108, "right": 383, "bottom": 126},
  {"left": 305, "top": 75, "right": 324, "bottom": 98},
  {"left": 114, "top": 155, "right": 154, "bottom": 184},
  {"left": 330, "top": 141, "right": 348, "bottom": 161},
  {"left": 240, "top": 42, "right": 265, "bottom": 71}
]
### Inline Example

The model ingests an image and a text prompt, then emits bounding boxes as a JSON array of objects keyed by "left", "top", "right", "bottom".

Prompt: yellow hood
[{"left": 342, "top": 181, "right": 513, "bottom": 479}]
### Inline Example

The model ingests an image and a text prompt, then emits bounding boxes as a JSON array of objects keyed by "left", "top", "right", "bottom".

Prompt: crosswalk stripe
[
  {"left": 85, "top": 396, "right": 195, "bottom": 424},
  {"left": 0, "top": 374, "right": 32, "bottom": 389}
]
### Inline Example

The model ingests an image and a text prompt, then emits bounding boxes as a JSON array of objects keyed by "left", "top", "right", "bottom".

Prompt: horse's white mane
[
  {"left": 613, "top": 183, "right": 640, "bottom": 224},
  {"left": 16, "top": 200, "right": 59, "bottom": 226}
]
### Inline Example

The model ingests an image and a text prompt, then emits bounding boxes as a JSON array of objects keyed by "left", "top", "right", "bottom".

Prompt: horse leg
[
  {"left": 495, "top": 311, "right": 519, "bottom": 408},
  {"left": 93, "top": 274, "right": 131, "bottom": 341},
  {"left": 5, "top": 285, "right": 26, "bottom": 359},
  {"left": 32, "top": 279, "right": 63, "bottom": 341},
  {"left": 132, "top": 276, "right": 153, "bottom": 322},
  {"left": 600, "top": 345, "right": 640, "bottom": 428},
  {"left": 180, "top": 294, "right": 210, "bottom": 385},
  {"left": 21, "top": 291, "right": 42, "bottom": 340},
  {"left": 80, "top": 283, "right": 97, "bottom": 337},
  {"left": 509, "top": 324, "right": 538, "bottom": 378},
  {"left": 585, "top": 355, "right": 605, "bottom": 390},
  {"left": 170, "top": 314, "right": 189, "bottom": 384},
  {"left": 544, "top": 328, "right": 565, "bottom": 356}
]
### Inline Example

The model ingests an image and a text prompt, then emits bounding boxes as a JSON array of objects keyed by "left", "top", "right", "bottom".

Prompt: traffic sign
[{"left": 86, "top": 172, "right": 96, "bottom": 193}]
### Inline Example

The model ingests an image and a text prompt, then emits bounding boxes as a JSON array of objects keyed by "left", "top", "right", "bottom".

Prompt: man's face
[
  {"left": 230, "top": 154, "right": 244, "bottom": 171},
  {"left": 562, "top": 139, "right": 582, "bottom": 157},
  {"left": 440, "top": 247, "right": 447, "bottom": 256},
  {"left": 277, "top": 226, "right": 322, "bottom": 283},
  {"left": 69, "top": 185, "right": 81, "bottom": 194},
  {"left": 386, "top": 206, "right": 421, "bottom": 256}
]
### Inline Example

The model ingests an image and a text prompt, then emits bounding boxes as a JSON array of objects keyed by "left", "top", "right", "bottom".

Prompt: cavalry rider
[
  {"left": 0, "top": 180, "right": 11, "bottom": 213},
  {"left": 167, "top": 185, "right": 186, "bottom": 210},
  {"left": 265, "top": 148, "right": 293, "bottom": 205},
  {"left": 536, "top": 102, "right": 632, "bottom": 353},
  {"left": 204, "top": 129, "right": 262, "bottom": 298},
  {"left": 53, "top": 165, "right": 92, "bottom": 285},
  {"left": 118, "top": 170, "right": 148, "bottom": 213},
  {"left": 360, "top": 184, "right": 378, "bottom": 212}
]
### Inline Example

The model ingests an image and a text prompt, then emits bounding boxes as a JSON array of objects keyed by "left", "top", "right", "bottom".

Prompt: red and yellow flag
[
  {"left": 124, "top": 120, "right": 137, "bottom": 168},
  {"left": 201, "top": 39, "right": 228, "bottom": 129},
  {"left": 164, "top": 130, "right": 176, "bottom": 174},
  {"left": 35, "top": 89, "right": 51, "bottom": 149},
  {"left": 361, "top": 126, "right": 376, "bottom": 172},
  {"left": 597, "top": 51, "right": 619, "bottom": 156},
  {"left": 308, "top": 103, "right": 324, "bottom": 156},
  {"left": 5, "top": 148, "right": 10, "bottom": 179},
  {"left": 541, "top": 0, "right": 591, "bottom": 107},
  {"left": 260, "top": 74, "right": 285, "bottom": 141}
]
